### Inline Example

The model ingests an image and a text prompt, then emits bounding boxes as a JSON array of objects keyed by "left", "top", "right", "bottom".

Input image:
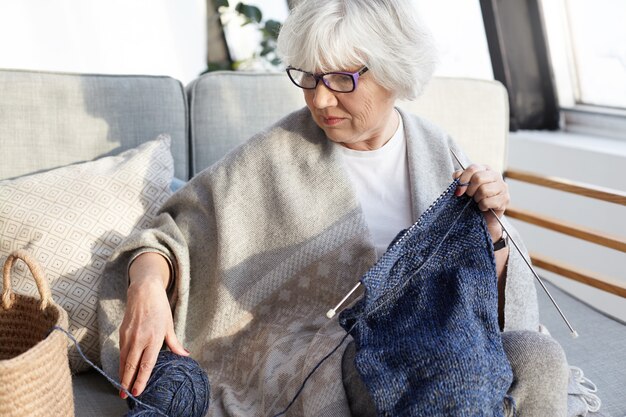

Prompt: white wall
[
  {"left": 507, "top": 131, "right": 626, "bottom": 321},
  {"left": 415, "top": 0, "right": 493, "bottom": 80},
  {"left": 0, "top": 0, "right": 207, "bottom": 84}
]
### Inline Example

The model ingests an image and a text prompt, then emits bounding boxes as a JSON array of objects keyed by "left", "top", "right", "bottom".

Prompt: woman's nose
[{"left": 312, "top": 82, "right": 337, "bottom": 109}]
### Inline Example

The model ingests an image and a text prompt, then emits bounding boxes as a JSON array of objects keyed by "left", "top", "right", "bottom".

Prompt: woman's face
[{"left": 303, "top": 69, "right": 398, "bottom": 151}]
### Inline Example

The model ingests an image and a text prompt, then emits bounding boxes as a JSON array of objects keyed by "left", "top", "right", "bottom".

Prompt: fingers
[
  {"left": 453, "top": 165, "right": 509, "bottom": 241},
  {"left": 119, "top": 324, "right": 132, "bottom": 397},
  {"left": 474, "top": 182, "right": 509, "bottom": 213},
  {"left": 119, "top": 344, "right": 143, "bottom": 399},
  {"left": 165, "top": 328, "right": 190, "bottom": 357},
  {"left": 454, "top": 164, "right": 491, "bottom": 197},
  {"left": 465, "top": 170, "right": 498, "bottom": 198},
  {"left": 453, "top": 164, "right": 509, "bottom": 213},
  {"left": 119, "top": 331, "right": 187, "bottom": 399},
  {"left": 119, "top": 332, "right": 163, "bottom": 398},
  {"left": 130, "top": 344, "right": 161, "bottom": 397}
]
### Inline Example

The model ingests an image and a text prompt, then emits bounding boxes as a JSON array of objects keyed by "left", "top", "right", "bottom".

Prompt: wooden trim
[
  {"left": 506, "top": 207, "right": 626, "bottom": 252},
  {"left": 530, "top": 253, "right": 626, "bottom": 298},
  {"left": 505, "top": 169, "right": 626, "bottom": 205}
]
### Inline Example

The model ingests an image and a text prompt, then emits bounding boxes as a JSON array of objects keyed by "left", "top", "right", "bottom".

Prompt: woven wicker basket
[{"left": 0, "top": 249, "right": 74, "bottom": 417}]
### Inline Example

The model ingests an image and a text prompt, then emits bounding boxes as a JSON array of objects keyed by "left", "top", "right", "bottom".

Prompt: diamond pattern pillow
[{"left": 0, "top": 135, "right": 174, "bottom": 372}]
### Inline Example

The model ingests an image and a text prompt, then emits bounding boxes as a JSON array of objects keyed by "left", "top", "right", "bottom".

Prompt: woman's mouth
[{"left": 321, "top": 116, "right": 345, "bottom": 126}]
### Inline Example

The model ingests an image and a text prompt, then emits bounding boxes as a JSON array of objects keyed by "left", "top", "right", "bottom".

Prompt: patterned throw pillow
[{"left": 0, "top": 135, "right": 174, "bottom": 372}]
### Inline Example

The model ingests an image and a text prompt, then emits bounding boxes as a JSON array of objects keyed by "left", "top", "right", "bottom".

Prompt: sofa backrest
[
  {"left": 0, "top": 69, "right": 189, "bottom": 180},
  {"left": 1, "top": 68, "right": 509, "bottom": 181},
  {"left": 187, "top": 71, "right": 509, "bottom": 176}
]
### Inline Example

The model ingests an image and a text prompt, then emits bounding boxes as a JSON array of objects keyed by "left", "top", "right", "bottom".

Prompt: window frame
[
  {"left": 538, "top": 0, "right": 626, "bottom": 140},
  {"left": 479, "top": 0, "right": 560, "bottom": 131}
]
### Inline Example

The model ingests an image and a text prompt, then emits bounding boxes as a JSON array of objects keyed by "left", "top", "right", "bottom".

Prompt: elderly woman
[{"left": 100, "top": 0, "right": 570, "bottom": 415}]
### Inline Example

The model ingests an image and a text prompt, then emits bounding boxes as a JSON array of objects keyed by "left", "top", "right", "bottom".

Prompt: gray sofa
[{"left": 1, "top": 68, "right": 623, "bottom": 416}]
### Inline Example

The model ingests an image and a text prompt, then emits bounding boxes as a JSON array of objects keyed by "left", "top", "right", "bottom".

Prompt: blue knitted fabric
[{"left": 339, "top": 180, "right": 513, "bottom": 416}]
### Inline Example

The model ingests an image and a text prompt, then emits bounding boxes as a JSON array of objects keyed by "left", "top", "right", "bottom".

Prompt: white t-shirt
[{"left": 335, "top": 113, "right": 413, "bottom": 258}]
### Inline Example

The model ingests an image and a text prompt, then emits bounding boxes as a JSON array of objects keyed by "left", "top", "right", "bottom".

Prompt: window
[
  {"left": 541, "top": 0, "right": 626, "bottom": 110},
  {"left": 565, "top": 0, "right": 626, "bottom": 109},
  {"left": 540, "top": 0, "right": 626, "bottom": 139}
]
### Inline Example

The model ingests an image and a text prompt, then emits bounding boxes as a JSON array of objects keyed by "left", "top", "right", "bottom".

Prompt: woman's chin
[{"left": 323, "top": 132, "right": 349, "bottom": 145}]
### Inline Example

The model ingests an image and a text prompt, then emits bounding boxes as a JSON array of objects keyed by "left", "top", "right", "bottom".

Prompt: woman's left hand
[{"left": 453, "top": 164, "right": 509, "bottom": 242}]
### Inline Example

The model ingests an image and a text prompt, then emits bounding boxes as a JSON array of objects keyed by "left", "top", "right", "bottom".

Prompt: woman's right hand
[{"left": 118, "top": 252, "right": 189, "bottom": 398}]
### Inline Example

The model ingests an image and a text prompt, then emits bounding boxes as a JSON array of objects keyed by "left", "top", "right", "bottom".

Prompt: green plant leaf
[
  {"left": 232, "top": 60, "right": 247, "bottom": 70},
  {"left": 235, "top": 3, "right": 262, "bottom": 23},
  {"left": 260, "top": 44, "right": 273, "bottom": 57},
  {"left": 263, "top": 20, "right": 281, "bottom": 38}
]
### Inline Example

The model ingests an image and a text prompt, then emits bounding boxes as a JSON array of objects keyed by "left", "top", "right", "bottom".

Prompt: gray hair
[{"left": 276, "top": 0, "right": 438, "bottom": 100}]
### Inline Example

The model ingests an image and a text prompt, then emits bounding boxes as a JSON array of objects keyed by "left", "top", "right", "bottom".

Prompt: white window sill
[
  {"left": 562, "top": 106, "right": 626, "bottom": 142},
  {"left": 509, "top": 129, "right": 626, "bottom": 159}
]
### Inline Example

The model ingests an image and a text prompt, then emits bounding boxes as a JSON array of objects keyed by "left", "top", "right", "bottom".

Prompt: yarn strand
[
  {"left": 270, "top": 328, "right": 354, "bottom": 417},
  {"left": 48, "top": 326, "right": 168, "bottom": 416}
]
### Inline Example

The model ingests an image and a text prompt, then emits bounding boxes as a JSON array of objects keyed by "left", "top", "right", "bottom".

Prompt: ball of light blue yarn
[{"left": 125, "top": 351, "right": 210, "bottom": 417}]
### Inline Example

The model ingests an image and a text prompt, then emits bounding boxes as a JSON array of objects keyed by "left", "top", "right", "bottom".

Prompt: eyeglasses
[{"left": 286, "top": 66, "right": 369, "bottom": 93}]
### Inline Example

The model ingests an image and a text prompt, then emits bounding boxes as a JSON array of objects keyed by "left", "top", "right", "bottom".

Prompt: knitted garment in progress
[{"left": 339, "top": 181, "right": 513, "bottom": 416}]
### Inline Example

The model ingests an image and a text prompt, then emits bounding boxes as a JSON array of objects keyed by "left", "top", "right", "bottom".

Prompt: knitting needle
[
  {"left": 449, "top": 149, "right": 578, "bottom": 338},
  {"left": 327, "top": 282, "right": 361, "bottom": 319}
]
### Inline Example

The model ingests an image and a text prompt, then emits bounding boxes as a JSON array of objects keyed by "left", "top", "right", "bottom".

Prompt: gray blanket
[{"left": 98, "top": 107, "right": 539, "bottom": 417}]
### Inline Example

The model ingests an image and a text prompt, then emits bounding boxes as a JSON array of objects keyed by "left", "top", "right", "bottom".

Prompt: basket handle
[{"left": 2, "top": 249, "right": 52, "bottom": 311}]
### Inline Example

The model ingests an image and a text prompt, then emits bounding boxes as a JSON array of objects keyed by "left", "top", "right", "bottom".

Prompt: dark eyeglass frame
[{"left": 286, "top": 66, "right": 369, "bottom": 93}]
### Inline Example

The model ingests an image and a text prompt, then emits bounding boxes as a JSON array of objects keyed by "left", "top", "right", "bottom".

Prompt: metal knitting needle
[
  {"left": 327, "top": 282, "right": 362, "bottom": 319},
  {"left": 449, "top": 149, "right": 578, "bottom": 337}
]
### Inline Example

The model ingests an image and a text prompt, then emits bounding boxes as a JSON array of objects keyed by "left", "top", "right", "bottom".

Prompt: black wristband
[{"left": 493, "top": 235, "right": 507, "bottom": 251}]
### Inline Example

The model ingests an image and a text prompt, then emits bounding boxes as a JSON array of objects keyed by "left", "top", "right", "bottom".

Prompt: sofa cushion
[
  {"left": 187, "top": 71, "right": 305, "bottom": 174},
  {"left": 0, "top": 136, "right": 173, "bottom": 372},
  {"left": 0, "top": 69, "right": 189, "bottom": 181}
]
